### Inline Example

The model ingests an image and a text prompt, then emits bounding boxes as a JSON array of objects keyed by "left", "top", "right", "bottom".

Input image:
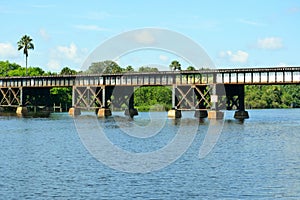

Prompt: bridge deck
[{"left": 0, "top": 67, "right": 299, "bottom": 88}]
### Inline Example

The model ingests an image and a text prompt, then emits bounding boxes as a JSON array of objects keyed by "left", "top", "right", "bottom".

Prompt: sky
[{"left": 0, "top": 0, "right": 300, "bottom": 72}]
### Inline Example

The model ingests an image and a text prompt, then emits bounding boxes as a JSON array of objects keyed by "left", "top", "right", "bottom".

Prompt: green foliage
[
  {"left": 45, "top": 71, "right": 58, "bottom": 76},
  {"left": 0, "top": 61, "right": 21, "bottom": 76},
  {"left": 0, "top": 60, "right": 48, "bottom": 77},
  {"left": 186, "top": 66, "right": 196, "bottom": 71},
  {"left": 169, "top": 60, "right": 181, "bottom": 71},
  {"left": 87, "top": 60, "right": 123, "bottom": 74},
  {"left": 134, "top": 86, "right": 172, "bottom": 111},
  {"left": 7, "top": 67, "right": 45, "bottom": 76},
  {"left": 245, "top": 85, "right": 300, "bottom": 108},
  {"left": 50, "top": 87, "right": 72, "bottom": 109},
  {"left": 60, "top": 67, "right": 77, "bottom": 75},
  {"left": 138, "top": 66, "right": 158, "bottom": 72},
  {"left": 125, "top": 65, "right": 134, "bottom": 72}
]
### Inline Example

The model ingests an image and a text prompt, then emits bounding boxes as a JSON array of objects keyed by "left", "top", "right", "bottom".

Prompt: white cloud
[
  {"left": 57, "top": 43, "right": 78, "bottom": 60},
  {"left": 47, "top": 59, "right": 60, "bottom": 71},
  {"left": 48, "top": 42, "right": 88, "bottom": 71},
  {"left": 39, "top": 28, "right": 50, "bottom": 40},
  {"left": 74, "top": 24, "right": 109, "bottom": 31},
  {"left": 230, "top": 50, "right": 249, "bottom": 63},
  {"left": 159, "top": 55, "right": 169, "bottom": 62},
  {"left": 220, "top": 50, "right": 249, "bottom": 63},
  {"left": 0, "top": 42, "right": 18, "bottom": 58},
  {"left": 134, "top": 30, "right": 155, "bottom": 44},
  {"left": 257, "top": 37, "right": 283, "bottom": 50}
]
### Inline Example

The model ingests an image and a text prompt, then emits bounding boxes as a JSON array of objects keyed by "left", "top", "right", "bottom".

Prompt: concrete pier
[
  {"left": 68, "top": 107, "right": 81, "bottom": 116},
  {"left": 123, "top": 89, "right": 138, "bottom": 118},
  {"left": 124, "top": 108, "right": 138, "bottom": 118},
  {"left": 16, "top": 106, "right": 28, "bottom": 116},
  {"left": 208, "top": 110, "right": 224, "bottom": 119},
  {"left": 97, "top": 108, "right": 112, "bottom": 118},
  {"left": 167, "top": 109, "right": 182, "bottom": 118},
  {"left": 234, "top": 110, "right": 249, "bottom": 119}
]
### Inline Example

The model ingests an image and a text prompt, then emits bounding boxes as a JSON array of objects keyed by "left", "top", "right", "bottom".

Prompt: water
[{"left": 0, "top": 109, "right": 300, "bottom": 199}]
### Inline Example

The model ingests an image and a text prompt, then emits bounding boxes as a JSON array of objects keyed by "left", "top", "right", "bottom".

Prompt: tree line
[{"left": 245, "top": 85, "right": 300, "bottom": 108}]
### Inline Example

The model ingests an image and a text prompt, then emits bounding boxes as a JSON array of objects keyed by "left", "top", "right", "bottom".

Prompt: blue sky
[{"left": 0, "top": 0, "right": 299, "bottom": 72}]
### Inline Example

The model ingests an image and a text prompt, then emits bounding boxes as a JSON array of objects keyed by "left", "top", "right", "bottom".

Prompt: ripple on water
[{"left": 0, "top": 110, "right": 299, "bottom": 199}]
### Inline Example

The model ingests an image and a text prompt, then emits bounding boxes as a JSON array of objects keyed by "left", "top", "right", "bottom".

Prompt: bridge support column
[
  {"left": 194, "top": 86, "right": 209, "bottom": 118},
  {"left": 168, "top": 84, "right": 181, "bottom": 118},
  {"left": 234, "top": 110, "right": 249, "bottom": 119},
  {"left": 167, "top": 109, "right": 182, "bottom": 118},
  {"left": 208, "top": 110, "right": 224, "bottom": 119},
  {"left": 68, "top": 107, "right": 81, "bottom": 116},
  {"left": 208, "top": 84, "right": 224, "bottom": 119},
  {"left": 124, "top": 96, "right": 138, "bottom": 118},
  {"left": 69, "top": 86, "right": 81, "bottom": 116},
  {"left": 16, "top": 106, "right": 28, "bottom": 116},
  {"left": 16, "top": 87, "right": 27, "bottom": 115},
  {"left": 234, "top": 85, "right": 249, "bottom": 119},
  {"left": 68, "top": 86, "right": 111, "bottom": 117},
  {"left": 97, "top": 108, "right": 112, "bottom": 118},
  {"left": 97, "top": 86, "right": 112, "bottom": 118},
  {"left": 123, "top": 87, "right": 138, "bottom": 118}
]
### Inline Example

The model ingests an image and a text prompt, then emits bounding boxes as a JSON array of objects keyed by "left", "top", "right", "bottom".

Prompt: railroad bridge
[{"left": 0, "top": 67, "right": 299, "bottom": 119}]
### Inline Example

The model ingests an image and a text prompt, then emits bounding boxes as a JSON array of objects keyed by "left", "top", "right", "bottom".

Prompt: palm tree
[
  {"left": 169, "top": 60, "right": 181, "bottom": 71},
  {"left": 18, "top": 35, "right": 34, "bottom": 76}
]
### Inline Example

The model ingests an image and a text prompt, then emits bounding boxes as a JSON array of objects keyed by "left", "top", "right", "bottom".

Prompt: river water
[{"left": 0, "top": 109, "right": 299, "bottom": 199}]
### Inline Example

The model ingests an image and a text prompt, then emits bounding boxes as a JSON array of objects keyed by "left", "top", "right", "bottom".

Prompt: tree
[
  {"left": 87, "top": 60, "right": 123, "bottom": 74},
  {"left": 60, "top": 67, "right": 77, "bottom": 75},
  {"left": 134, "top": 86, "right": 172, "bottom": 111},
  {"left": 245, "top": 85, "right": 300, "bottom": 109},
  {"left": 125, "top": 65, "right": 134, "bottom": 72},
  {"left": 7, "top": 66, "right": 45, "bottom": 76},
  {"left": 187, "top": 66, "right": 196, "bottom": 71},
  {"left": 138, "top": 66, "right": 159, "bottom": 72},
  {"left": 0, "top": 61, "right": 21, "bottom": 76},
  {"left": 50, "top": 87, "right": 72, "bottom": 111},
  {"left": 169, "top": 60, "right": 181, "bottom": 71},
  {"left": 17, "top": 35, "right": 34, "bottom": 76}
]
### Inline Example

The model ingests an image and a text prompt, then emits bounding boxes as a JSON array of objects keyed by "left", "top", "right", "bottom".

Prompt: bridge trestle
[
  {"left": 0, "top": 87, "right": 52, "bottom": 116},
  {"left": 224, "top": 85, "right": 249, "bottom": 119},
  {"left": 0, "top": 87, "right": 21, "bottom": 107},
  {"left": 5, "top": 67, "right": 298, "bottom": 118},
  {"left": 168, "top": 85, "right": 212, "bottom": 118},
  {"left": 110, "top": 86, "right": 138, "bottom": 117},
  {"left": 69, "top": 85, "right": 138, "bottom": 117},
  {"left": 70, "top": 86, "right": 110, "bottom": 117},
  {"left": 72, "top": 86, "right": 104, "bottom": 109}
]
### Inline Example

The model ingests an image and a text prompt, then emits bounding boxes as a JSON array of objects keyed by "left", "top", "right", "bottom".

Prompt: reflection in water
[{"left": 0, "top": 111, "right": 51, "bottom": 118}]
